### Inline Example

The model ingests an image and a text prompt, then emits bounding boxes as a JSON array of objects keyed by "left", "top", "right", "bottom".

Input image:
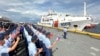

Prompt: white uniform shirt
[
  {"left": 30, "top": 26, "right": 37, "bottom": 33},
  {"left": 3, "top": 36, "right": 13, "bottom": 47},
  {"left": 43, "top": 37, "right": 51, "bottom": 48},
  {"left": 24, "top": 28, "right": 32, "bottom": 44},
  {"left": 0, "top": 46, "right": 9, "bottom": 56},
  {"left": 30, "top": 26, "right": 51, "bottom": 48},
  {"left": 28, "top": 42, "right": 37, "bottom": 56},
  {"left": 63, "top": 28, "right": 67, "bottom": 32},
  {"left": 36, "top": 32, "right": 45, "bottom": 41}
]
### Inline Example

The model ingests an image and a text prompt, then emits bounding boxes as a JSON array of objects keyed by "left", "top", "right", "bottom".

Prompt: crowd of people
[{"left": 0, "top": 22, "right": 60, "bottom": 56}]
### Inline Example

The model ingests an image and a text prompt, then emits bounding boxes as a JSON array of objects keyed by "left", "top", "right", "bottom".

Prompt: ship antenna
[
  {"left": 84, "top": 0, "right": 86, "bottom": 17},
  {"left": 48, "top": 9, "right": 52, "bottom": 14},
  {"left": 48, "top": 9, "right": 54, "bottom": 15}
]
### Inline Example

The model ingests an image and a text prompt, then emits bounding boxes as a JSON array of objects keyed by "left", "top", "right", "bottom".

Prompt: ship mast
[
  {"left": 48, "top": 9, "right": 52, "bottom": 14},
  {"left": 84, "top": 0, "right": 86, "bottom": 17}
]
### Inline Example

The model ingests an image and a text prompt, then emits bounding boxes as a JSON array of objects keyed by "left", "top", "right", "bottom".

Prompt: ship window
[
  {"left": 42, "top": 19, "right": 44, "bottom": 21},
  {"left": 43, "top": 19, "right": 49, "bottom": 21},
  {"left": 66, "top": 14, "right": 69, "bottom": 16},
  {"left": 73, "top": 25, "right": 78, "bottom": 28},
  {"left": 64, "top": 18, "right": 65, "bottom": 20},
  {"left": 47, "top": 19, "right": 49, "bottom": 21},
  {"left": 87, "top": 18, "right": 89, "bottom": 19},
  {"left": 50, "top": 19, "right": 53, "bottom": 21}
]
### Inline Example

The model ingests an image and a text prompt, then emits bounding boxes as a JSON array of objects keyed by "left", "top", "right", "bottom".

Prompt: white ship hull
[
  {"left": 59, "top": 20, "right": 91, "bottom": 30},
  {"left": 38, "top": 19, "right": 92, "bottom": 31}
]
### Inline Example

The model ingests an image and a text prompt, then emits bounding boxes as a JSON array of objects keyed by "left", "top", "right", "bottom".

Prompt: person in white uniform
[
  {"left": 28, "top": 35, "right": 42, "bottom": 56},
  {"left": 0, "top": 33, "right": 20, "bottom": 56}
]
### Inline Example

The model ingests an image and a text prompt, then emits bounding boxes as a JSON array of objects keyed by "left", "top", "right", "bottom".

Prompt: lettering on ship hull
[{"left": 60, "top": 22, "right": 71, "bottom": 27}]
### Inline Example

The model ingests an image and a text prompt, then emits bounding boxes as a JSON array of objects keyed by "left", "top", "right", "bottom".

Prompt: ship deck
[{"left": 41, "top": 26, "right": 100, "bottom": 56}]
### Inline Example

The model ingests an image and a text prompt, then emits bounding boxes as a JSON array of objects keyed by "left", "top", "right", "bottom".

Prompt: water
[{"left": 84, "top": 23, "right": 100, "bottom": 34}]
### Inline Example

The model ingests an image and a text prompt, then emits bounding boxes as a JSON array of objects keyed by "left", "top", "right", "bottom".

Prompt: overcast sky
[{"left": 0, "top": 0, "right": 100, "bottom": 23}]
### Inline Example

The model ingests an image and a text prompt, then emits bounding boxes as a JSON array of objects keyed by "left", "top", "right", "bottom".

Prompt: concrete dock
[{"left": 42, "top": 26, "right": 100, "bottom": 56}]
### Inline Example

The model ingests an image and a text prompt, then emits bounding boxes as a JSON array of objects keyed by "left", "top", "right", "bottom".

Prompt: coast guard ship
[{"left": 38, "top": 1, "right": 92, "bottom": 31}]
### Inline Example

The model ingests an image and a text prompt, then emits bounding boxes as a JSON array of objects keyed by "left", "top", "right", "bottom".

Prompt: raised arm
[{"left": 9, "top": 37, "right": 20, "bottom": 52}]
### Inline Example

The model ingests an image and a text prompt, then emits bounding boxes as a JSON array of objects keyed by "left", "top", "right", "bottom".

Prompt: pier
[{"left": 39, "top": 25, "right": 100, "bottom": 56}]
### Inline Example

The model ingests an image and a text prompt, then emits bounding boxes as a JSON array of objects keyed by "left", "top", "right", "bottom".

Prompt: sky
[{"left": 0, "top": 0, "right": 100, "bottom": 23}]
